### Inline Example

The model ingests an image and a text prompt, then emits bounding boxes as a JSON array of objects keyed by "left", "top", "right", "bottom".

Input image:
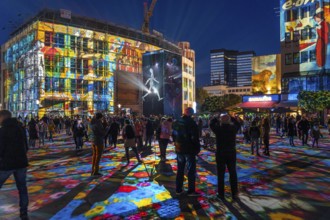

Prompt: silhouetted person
[
  {"left": 0, "top": 110, "right": 29, "bottom": 220},
  {"left": 210, "top": 114, "right": 238, "bottom": 200}
]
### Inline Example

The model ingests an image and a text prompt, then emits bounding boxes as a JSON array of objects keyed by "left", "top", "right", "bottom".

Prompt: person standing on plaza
[
  {"left": 27, "top": 118, "right": 38, "bottom": 149},
  {"left": 107, "top": 118, "right": 120, "bottom": 149},
  {"left": 48, "top": 119, "right": 55, "bottom": 142},
  {"left": 311, "top": 122, "right": 321, "bottom": 148},
  {"left": 145, "top": 118, "right": 154, "bottom": 147},
  {"left": 38, "top": 120, "right": 47, "bottom": 147},
  {"left": 90, "top": 113, "right": 106, "bottom": 176},
  {"left": 276, "top": 115, "right": 282, "bottom": 134},
  {"left": 134, "top": 119, "right": 144, "bottom": 150},
  {"left": 122, "top": 119, "right": 142, "bottom": 164},
  {"left": 288, "top": 117, "right": 297, "bottom": 146},
  {"left": 249, "top": 121, "right": 261, "bottom": 156},
  {"left": 172, "top": 107, "right": 200, "bottom": 196},
  {"left": 262, "top": 117, "right": 270, "bottom": 156},
  {"left": 0, "top": 110, "right": 29, "bottom": 220},
  {"left": 159, "top": 117, "right": 173, "bottom": 161},
  {"left": 73, "top": 119, "right": 85, "bottom": 150},
  {"left": 298, "top": 117, "right": 310, "bottom": 146},
  {"left": 210, "top": 114, "right": 238, "bottom": 200}
]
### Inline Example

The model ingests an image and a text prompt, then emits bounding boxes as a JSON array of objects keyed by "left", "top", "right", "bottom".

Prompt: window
[
  {"left": 301, "top": 7, "right": 309, "bottom": 19},
  {"left": 286, "top": 10, "right": 292, "bottom": 22},
  {"left": 285, "top": 53, "right": 292, "bottom": 65},
  {"left": 83, "top": 38, "right": 88, "bottom": 52},
  {"left": 301, "top": 51, "right": 309, "bottom": 63},
  {"left": 285, "top": 32, "right": 291, "bottom": 43},
  {"left": 310, "top": 50, "right": 316, "bottom": 62},
  {"left": 54, "top": 34, "right": 65, "bottom": 48},
  {"left": 70, "top": 58, "right": 76, "bottom": 73},
  {"left": 45, "top": 32, "right": 53, "bottom": 47},
  {"left": 292, "top": 9, "right": 298, "bottom": 20},
  {"left": 293, "top": 52, "right": 300, "bottom": 64},
  {"left": 301, "top": 29, "right": 308, "bottom": 40},
  {"left": 70, "top": 36, "right": 76, "bottom": 50},
  {"left": 293, "top": 31, "right": 300, "bottom": 42},
  {"left": 309, "top": 28, "right": 316, "bottom": 40}
]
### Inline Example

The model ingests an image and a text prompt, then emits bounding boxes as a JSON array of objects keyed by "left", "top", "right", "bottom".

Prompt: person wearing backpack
[
  {"left": 122, "top": 119, "right": 142, "bottom": 164},
  {"left": 172, "top": 107, "right": 200, "bottom": 196},
  {"left": 249, "top": 120, "right": 261, "bottom": 156},
  {"left": 159, "top": 117, "right": 173, "bottom": 161}
]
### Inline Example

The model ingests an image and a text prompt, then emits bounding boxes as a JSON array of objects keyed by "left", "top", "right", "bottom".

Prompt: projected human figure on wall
[
  {"left": 313, "top": 8, "right": 329, "bottom": 68},
  {"left": 142, "top": 68, "right": 163, "bottom": 101}
]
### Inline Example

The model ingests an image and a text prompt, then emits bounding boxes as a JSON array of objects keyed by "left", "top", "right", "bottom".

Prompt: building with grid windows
[
  {"left": 210, "top": 49, "right": 255, "bottom": 87},
  {"left": 0, "top": 9, "right": 194, "bottom": 117}
]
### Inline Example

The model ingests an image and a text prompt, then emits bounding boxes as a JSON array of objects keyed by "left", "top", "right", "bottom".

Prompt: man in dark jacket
[
  {"left": 172, "top": 107, "right": 200, "bottom": 196},
  {"left": 210, "top": 114, "right": 238, "bottom": 200},
  {"left": 106, "top": 119, "right": 120, "bottom": 149},
  {"left": 298, "top": 117, "right": 310, "bottom": 145},
  {"left": 90, "top": 113, "right": 106, "bottom": 176},
  {"left": 0, "top": 110, "right": 29, "bottom": 220}
]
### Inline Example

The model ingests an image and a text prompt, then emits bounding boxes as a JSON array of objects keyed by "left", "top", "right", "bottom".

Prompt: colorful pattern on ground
[{"left": 0, "top": 130, "right": 329, "bottom": 219}]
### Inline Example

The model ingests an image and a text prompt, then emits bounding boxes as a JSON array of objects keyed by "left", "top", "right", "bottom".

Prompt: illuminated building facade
[
  {"left": 280, "top": 0, "right": 330, "bottom": 95},
  {"left": 0, "top": 9, "right": 186, "bottom": 117}
]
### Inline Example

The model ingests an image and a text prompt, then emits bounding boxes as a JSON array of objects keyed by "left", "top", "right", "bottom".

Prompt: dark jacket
[
  {"left": 210, "top": 118, "right": 237, "bottom": 154},
  {"left": 107, "top": 122, "right": 120, "bottom": 137},
  {"left": 298, "top": 119, "right": 310, "bottom": 132},
  {"left": 73, "top": 123, "right": 85, "bottom": 137},
  {"left": 172, "top": 116, "right": 200, "bottom": 155},
  {"left": 145, "top": 120, "right": 154, "bottom": 136},
  {"left": 288, "top": 121, "right": 296, "bottom": 136},
  {"left": 91, "top": 118, "right": 106, "bottom": 146},
  {"left": 0, "top": 118, "right": 29, "bottom": 170}
]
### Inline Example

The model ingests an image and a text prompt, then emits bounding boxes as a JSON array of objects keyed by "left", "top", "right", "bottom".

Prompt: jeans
[
  {"left": 176, "top": 153, "right": 196, "bottom": 193},
  {"left": 216, "top": 152, "right": 238, "bottom": 198},
  {"left": 29, "top": 139, "right": 36, "bottom": 148},
  {"left": 0, "top": 168, "right": 29, "bottom": 214},
  {"left": 76, "top": 136, "right": 83, "bottom": 149},
  {"left": 312, "top": 138, "right": 319, "bottom": 147},
  {"left": 263, "top": 137, "right": 270, "bottom": 154},
  {"left": 159, "top": 139, "right": 169, "bottom": 159},
  {"left": 92, "top": 144, "right": 104, "bottom": 175},
  {"left": 289, "top": 136, "right": 294, "bottom": 146},
  {"left": 251, "top": 137, "right": 259, "bottom": 154},
  {"left": 145, "top": 135, "right": 153, "bottom": 147},
  {"left": 49, "top": 131, "right": 54, "bottom": 142},
  {"left": 39, "top": 132, "right": 45, "bottom": 146},
  {"left": 302, "top": 131, "right": 308, "bottom": 145},
  {"left": 136, "top": 136, "right": 143, "bottom": 149}
]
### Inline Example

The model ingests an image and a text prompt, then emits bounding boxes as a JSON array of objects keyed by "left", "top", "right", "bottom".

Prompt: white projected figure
[{"left": 142, "top": 68, "right": 163, "bottom": 101}]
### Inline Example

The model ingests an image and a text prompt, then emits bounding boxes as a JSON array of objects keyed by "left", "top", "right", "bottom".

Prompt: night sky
[{"left": 0, "top": 0, "right": 280, "bottom": 87}]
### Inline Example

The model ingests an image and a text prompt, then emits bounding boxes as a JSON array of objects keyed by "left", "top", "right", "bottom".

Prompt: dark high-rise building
[{"left": 210, "top": 49, "right": 255, "bottom": 87}]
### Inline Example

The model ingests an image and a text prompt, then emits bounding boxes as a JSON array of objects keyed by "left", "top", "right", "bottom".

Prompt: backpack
[{"left": 125, "top": 125, "right": 135, "bottom": 139}]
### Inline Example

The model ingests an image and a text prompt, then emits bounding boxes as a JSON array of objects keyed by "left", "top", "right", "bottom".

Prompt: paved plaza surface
[{"left": 1, "top": 130, "right": 330, "bottom": 220}]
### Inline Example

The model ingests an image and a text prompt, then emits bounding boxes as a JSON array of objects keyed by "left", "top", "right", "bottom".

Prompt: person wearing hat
[
  {"left": 172, "top": 107, "right": 201, "bottom": 196},
  {"left": 210, "top": 114, "right": 239, "bottom": 200},
  {"left": 122, "top": 119, "right": 142, "bottom": 164},
  {"left": 313, "top": 8, "right": 329, "bottom": 68},
  {"left": 90, "top": 113, "right": 106, "bottom": 176}
]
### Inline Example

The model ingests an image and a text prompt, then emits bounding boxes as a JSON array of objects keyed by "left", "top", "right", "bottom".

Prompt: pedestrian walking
[
  {"left": 38, "top": 120, "right": 47, "bottom": 147},
  {"left": 27, "top": 119, "right": 38, "bottom": 149},
  {"left": 159, "top": 117, "right": 172, "bottom": 161},
  {"left": 288, "top": 117, "right": 296, "bottom": 146},
  {"left": 107, "top": 119, "right": 120, "bottom": 149},
  {"left": 298, "top": 117, "right": 310, "bottom": 145},
  {"left": 262, "top": 117, "right": 270, "bottom": 156},
  {"left": 311, "top": 122, "right": 321, "bottom": 148}
]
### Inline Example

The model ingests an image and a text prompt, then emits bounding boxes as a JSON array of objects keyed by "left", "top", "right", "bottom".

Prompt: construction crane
[{"left": 142, "top": 0, "right": 158, "bottom": 34}]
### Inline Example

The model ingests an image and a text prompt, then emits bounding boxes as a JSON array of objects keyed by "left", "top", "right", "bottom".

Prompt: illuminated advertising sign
[
  {"left": 242, "top": 95, "right": 281, "bottom": 103},
  {"left": 280, "top": 0, "right": 330, "bottom": 72},
  {"left": 252, "top": 54, "right": 281, "bottom": 94}
]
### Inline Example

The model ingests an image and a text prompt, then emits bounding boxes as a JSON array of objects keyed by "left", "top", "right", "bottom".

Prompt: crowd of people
[{"left": 0, "top": 108, "right": 328, "bottom": 220}]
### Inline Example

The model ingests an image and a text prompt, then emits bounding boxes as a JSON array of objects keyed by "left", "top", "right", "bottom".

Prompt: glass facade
[
  {"left": 210, "top": 49, "right": 255, "bottom": 87},
  {"left": 2, "top": 21, "right": 160, "bottom": 117}
]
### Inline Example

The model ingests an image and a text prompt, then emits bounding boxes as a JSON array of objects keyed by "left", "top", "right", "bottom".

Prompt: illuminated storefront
[
  {"left": 1, "top": 9, "right": 189, "bottom": 117},
  {"left": 239, "top": 95, "right": 281, "bottom": 111}
]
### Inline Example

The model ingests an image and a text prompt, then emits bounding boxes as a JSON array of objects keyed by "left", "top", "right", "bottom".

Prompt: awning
[
  {"left": 276, "top": 100, "right": 298, "bottom": 108},
  {"left": 238, "top": 101, "right": 277, "bottom": 109}
]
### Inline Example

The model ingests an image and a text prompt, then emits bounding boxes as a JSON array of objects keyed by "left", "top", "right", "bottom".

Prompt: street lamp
[{"left": 117, "top": 104, "right": 121, "bottom": 115}]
